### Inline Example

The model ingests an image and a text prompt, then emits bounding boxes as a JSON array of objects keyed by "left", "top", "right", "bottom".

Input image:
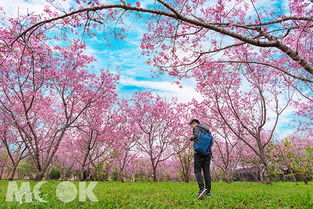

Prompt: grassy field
[{"left": 0, "top": 180, "right": 312, "bottom": 208}]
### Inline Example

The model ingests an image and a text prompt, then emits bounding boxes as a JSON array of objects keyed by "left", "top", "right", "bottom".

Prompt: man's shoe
[
  {"left": 197, "top": 188, "right": 208, "bottom": 200},
  {"left": 206, "top": 192, "right": 211, "bottom": 198}
]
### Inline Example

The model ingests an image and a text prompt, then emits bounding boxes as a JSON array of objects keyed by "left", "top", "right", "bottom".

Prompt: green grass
[{"left": 0, "top": 180, "right": 312, "bottom": 208}]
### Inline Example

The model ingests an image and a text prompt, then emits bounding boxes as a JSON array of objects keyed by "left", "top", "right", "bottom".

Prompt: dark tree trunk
[
  {"left": 8, "top": 165, "right": 17, "bottom": 180},
  {"left": 152, "top": 166, "right": 157, "bottom": 182},
  {"left": 33, "top": 171, "right": 45, "bottom": 181}
]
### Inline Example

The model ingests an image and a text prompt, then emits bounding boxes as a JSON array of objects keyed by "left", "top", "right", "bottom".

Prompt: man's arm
[{"left": 189, "top": 126, "right": 200, "bottom": 141}]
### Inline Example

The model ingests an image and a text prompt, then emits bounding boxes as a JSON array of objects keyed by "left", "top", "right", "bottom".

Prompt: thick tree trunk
[
  {"left": 33, "top": 171, "right": 45, "bottom": 181},
  {"left": 80, "top": 169, "right": 85, "bottom": 181},
  {"left": 224, "top": 172, "right": 233, "bottom": 183},
  {"left": 183, "top": 173, "right": 190, "bottom": 183},
  {"left": 289, "top": 169, "right": 297, "bottom": 183},
  {"left": 303, "top": 176, "right": 308, "bottom": 185},
  {"left": 8, "top": 165, "right": 17, "bottom": 180},
  {"left": 152, "top": 167, "right": 157, "bottom": 182},
  {"left": 260, "top": 164, "right": 271, "bottom": 184}
]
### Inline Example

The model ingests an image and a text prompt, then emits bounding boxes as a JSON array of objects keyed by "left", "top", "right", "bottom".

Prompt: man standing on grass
[{"left": 189, "top": 119, "right": 213, "bottom": 200}]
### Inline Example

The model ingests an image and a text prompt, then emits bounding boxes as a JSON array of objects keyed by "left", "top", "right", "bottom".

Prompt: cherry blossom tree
[
  {"left": 0, "top": 17, "right": 119, "bottom": 180},
  {"left": 0, "top": 110, "right": 29, "bottom": 179},
  {"left": 64, "top": 104, "right": 118, "bottom": 180},
  {"left": 128, "top": 91, "right": 188, "bottom": 181},
  {"left": 211, "top": 125, "right": 246, "bottom": 183},
  {"left": 12, "top": 0, "right": 312, "bottom": 82},
  {"left": 112, "top": 100, "right": 140, "bottom": 181},
  {"left": 175, "top": 145, "right": 193, "bottom": 182},
  {"left": 192, "top": 62, "right": 294, "bottom": 182}
]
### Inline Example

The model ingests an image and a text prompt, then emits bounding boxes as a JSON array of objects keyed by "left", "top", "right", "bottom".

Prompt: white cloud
[
  {"left": 120, "top": 76, "right": 203, "bottom": 102},
  {"left": 1, "top": 0, "right": 46, "bottom": 17},
  {"left": 140, "top": 0, "right": 156, "bottom": 8},
  {"left": 0, "top": 0, "right": 71, "bottom": 18}
]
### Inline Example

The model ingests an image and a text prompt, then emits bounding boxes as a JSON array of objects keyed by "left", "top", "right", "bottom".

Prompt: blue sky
[
  {"left": 81, "top": 10, "right": 202, "bottom": 102},
  {"left": 0, "top": 0, "right": 299, "bottom": 139},
  {"left": 0, "top": 0, "right": 202, "bottom": 102}
]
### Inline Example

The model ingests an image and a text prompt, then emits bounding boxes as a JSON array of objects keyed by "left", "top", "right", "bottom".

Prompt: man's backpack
[{"left": 193, "top": 126, "right": 213, "bottom": 156}]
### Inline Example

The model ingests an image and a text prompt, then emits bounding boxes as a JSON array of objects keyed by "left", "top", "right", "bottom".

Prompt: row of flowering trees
[
  {"left": 0, "top": 0, "right": 312, "bottom": 183},
  {"left": 0, "top": 34, "right": 311, "bottom": 182},
  {"left": 1, "top": 97, "right": 312, "bottom": 183}
]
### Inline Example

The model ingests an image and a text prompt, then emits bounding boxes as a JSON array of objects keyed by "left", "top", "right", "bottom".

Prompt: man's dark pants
[{"left": 194, "top": 153, "right": 211, "bottom": 193}]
